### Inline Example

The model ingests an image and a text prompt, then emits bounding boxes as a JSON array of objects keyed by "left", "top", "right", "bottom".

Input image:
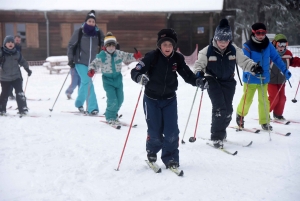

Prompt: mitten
[
  {"left": 284, "top": 69, "right": 292, "bottom": 80},
  {"left": 134, "top": 51, "right": 142, "bottom": 60},
  {"left": 137, "top": 74, "right": 149, "bottom": 85},
  {"left": 68, "top": 60, "right": 75, "bottom": 68},
  {"left": 251, "top": 64, "right": 264, "bottom": 75},
  {"left": 26, "top": 69, "right": 32, "bottom": 76},
  {"left": 87, "top": 69, "right": 95, "bottom": 78},
  {"left": 196, "top": 77, "right": 208, "bottom": 90}
]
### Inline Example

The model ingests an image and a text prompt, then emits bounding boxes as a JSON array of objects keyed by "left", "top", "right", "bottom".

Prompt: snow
[
  {"left": 0, "top": 0, "right": 223, "bottom": 12},
  {"left": 45, "top": 56, "right": 68, "bottom": 63},
  {"left": 1, "top": 63, "right": 300, "bottom": 201}
]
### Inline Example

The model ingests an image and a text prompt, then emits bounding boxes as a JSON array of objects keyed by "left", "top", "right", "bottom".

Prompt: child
[
  {"left": 194, "top": 18, "right": 260, "bottom": 148},
  {"left": 88, "top": 32, "right": 142, "bottom": 124},
  {"left": 236, "top": 23, "right": 292, "bottom": 131},
  {"left": 0, "top": 35, "right": 32, "bottom": 116},
  {"left": 269, "top": 33, "right": 300, "bottom": 120}
]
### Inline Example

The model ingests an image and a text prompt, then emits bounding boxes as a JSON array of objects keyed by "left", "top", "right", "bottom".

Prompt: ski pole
[
  {"left": 181, "top": 87, "right": 199, "bottom": 144},
  {"left": 189, "top": 89, "right": 204, "bottom": 143},
  {"left": 269, "top": 80, "right": 286, "bottom": 110},
  {"left": 24, "top": 76, "right": 29, "bottom": 95},
  {"left": 49, "top": 70, "right": 70, "bottom": 115},
  {"left": 292, "top": 80, "right": 300, "bottom": 103},
  {"left": 116, "top": 85, "right": 143, "bottom": 171},
  {"left": 259, "top": 75, "right": 272, "bottom": 141},
  {"left": 238, "top": 74, "right": 251, "bottom": 130}
]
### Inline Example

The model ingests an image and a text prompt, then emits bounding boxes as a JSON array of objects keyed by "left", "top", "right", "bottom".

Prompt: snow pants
[
  {"left": 268, "top": 83, "right": 286, "bottom": 116},
  {"left": 65, "top": 67, "right": 80, "bottom": 95},
  {"left": 75, "top": 64, "right": 99, "bottom": 113},
  {"left": 143, "top": 94, "right": 179, "bottom": 165},
  {"left": 207, "top": 77, "right": 236, "bottom": 141},
  {"left": 0, "top": 78, "right": 28, "bottom": 113},
  {"left": 237, "top": 83, "right": 270, "bottom": 125}
]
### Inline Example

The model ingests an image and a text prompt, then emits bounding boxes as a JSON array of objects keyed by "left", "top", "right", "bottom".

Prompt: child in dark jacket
[
  {"left": 268, "top": 34, "right": 300, "bottom": 120},
  {"left": 0, "top": 35, "right": 32, "bottom": 116}
]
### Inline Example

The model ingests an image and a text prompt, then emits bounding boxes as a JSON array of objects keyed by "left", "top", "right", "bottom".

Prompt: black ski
[
  {"left": 206, "top": 142, "right": 238, "bottom": 155},
  {"left": 145, "top": 160, "right": 161, "bottom": 173},
  {"left": 100, "top": 120, "right": 121, "bottom": 129}
]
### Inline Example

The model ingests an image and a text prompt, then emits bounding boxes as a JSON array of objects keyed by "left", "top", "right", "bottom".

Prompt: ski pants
[
  {"left": 65, "top": 68, "right": 80, "bottom": 95},
  {"left": 143, "top": 94, "right": 180, "bottom": 165},
  {"left": 75, "top": 64, "right": 99, "bottom": 113},
  {"left": 207, "top": 77, "right": 236, "bottom": 141},
  {"left": 268, "top": 83, "right": 286, "bottom": 116},
  {"left": 0, "top": 78, "right": 28, "bottom": 113},
  {"left": 237, "top": 83, "right": 270, "bottom": 125}
]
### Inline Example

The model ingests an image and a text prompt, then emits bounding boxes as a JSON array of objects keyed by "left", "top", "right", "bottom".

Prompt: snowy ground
[{"left": 0, "top": 63, "right": 300, "bottom": 201}]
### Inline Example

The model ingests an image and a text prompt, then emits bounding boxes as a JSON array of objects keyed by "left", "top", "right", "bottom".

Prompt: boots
[{"left": 236, "top": 114, "right": 244, "bottom": 128}]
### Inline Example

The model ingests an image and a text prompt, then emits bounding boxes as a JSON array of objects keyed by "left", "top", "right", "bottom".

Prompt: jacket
[{"left": 131, "top": 50, "right": 196, "bottom": 99}]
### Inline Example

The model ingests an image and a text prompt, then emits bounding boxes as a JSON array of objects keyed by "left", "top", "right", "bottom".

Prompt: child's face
[
  {"left": 253, "top": 29, "right": 266, "bottom": 41},
  {"left": 106, "top": 43, "right": 116, "bottom": 53},
  {"left": 86, "top": 18, "right": 95, "bottom": 26},
  {"left": 276, "top": 42, "right": 287, "bottom": 53},
  {"left": 14, "top": 37, "right": 21, "bottom": 44},
  {"left": 216, "top": 40, "right": 230, "bottom": 50},
  {"left": 5, "top": 41, "right": 15, "bottom": 49},
  {"left": 160, "top": 41, "right": 173, "bottom": 57}
]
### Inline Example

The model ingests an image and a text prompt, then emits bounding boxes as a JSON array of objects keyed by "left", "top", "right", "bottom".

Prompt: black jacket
[{"left": 131, "top": 49, "right": 196, "bottom": 99}]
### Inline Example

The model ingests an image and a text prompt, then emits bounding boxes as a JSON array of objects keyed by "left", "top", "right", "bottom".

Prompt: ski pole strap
[{"left": 235, "top": 64, "right": 243, "bottom": 86}]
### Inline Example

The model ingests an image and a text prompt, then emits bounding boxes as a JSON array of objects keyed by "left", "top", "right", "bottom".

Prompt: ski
[
  {"left": 61, "top": 111, "right": 87, "bottom": 114},
  {"left": 117, "top": 120, "right": 137, "bottom": 128},
  {"left": 100, "top": 120, "right": 121, "bottom": 129},
  {"left": 253, "top": 128, "right": 291, "bottom": 136},
  {"left": 27, "top": 98, "right": 50, "bottom": 101},
  {"left": 168, "top": 167, "right": 184, "bottom": 176},
  {"left": 288, "top": 120, "right": 300, "bottom": 124},
  {"left": 229, "top": 126, "right": 260, "bottom": 133},
  {"left": 74, "top": 113, "right": 105, "bottom": 117},
  {"left": 206, "top": 142, "right": 238, "bottom": 155},
  {"left": 7, "top": 106, "right": 12, "bottom": 109},
  {"left": 272, "top": 120, "right": 290, "bottom": 125},
  {"left": 145, "top": 160, "right": 161, "bottom": 173},
  {"left": 200, "top": 137, "right": 252, "bottom": 147}
]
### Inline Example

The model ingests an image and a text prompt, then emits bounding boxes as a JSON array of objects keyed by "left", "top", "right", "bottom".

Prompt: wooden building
[{"left": 0, "top": 1, "right": 235, "bottom": 61}]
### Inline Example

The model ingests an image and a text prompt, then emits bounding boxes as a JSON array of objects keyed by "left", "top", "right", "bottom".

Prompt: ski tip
[
  {"left": 254, "top": 130, "right": 260, "bottom": 133},
  {"left": 285, "top": 132, "right": 291, "bottom": 136},
  {"left": 157, "top": 168, "right": 162, "bottom": 173},
  {"left": 178, "top": 170, "right": 184, "bottom": 176},
  {"left": 232, "top": 151, "right": 238, "bottom": 156},
  {"left": 285, "top": 121, "right": 291, "bottom": 125},
  {"left": 244, "top": 141, "right": 253, "bottom": 147},
  {"left": 117, "top": 126, "right": 121, "bottom": 129}
]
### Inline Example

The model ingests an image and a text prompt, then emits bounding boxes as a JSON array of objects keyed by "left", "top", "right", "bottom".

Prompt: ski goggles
[
  {"left": 252, "top": 30, "right": 267, "bottom": 36},
  {"left": 105, "top": 42, "right": 116, "bottom": 47},
  {"left": 277, "top": 42, "right": 287, "bottom": 47}
]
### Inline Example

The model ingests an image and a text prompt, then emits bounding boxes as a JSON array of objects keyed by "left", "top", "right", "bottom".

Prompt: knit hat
[
  {"left": 157, "top": 28, "right": 177, "bottom": 48},
  {"left": 3, "top": 35, "right": 14, "bottom": 45},
  {"left": 274, "top": 34, "right": 287, "bottom": 42},
  {"left": 251, "top": 22, "right": 266, "bottom": 31},
  {"left": 104, "top": 32, "right": 117, "bottom": 46},
  {"left": 85, "top": 10, "right": 96, "bottom": 22},
  {"left": 214, "top": 19, "right": 232, "bottom": 41}
]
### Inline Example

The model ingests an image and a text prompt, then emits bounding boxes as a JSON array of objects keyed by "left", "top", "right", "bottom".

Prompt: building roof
[{"left": 0, "top": 0, "right": 224, "bottom": 12}]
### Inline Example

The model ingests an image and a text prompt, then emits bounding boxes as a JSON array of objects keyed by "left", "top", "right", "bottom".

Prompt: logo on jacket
[
  {"left": 135, "top": 61, "right": 145, "bottom": 70},
  {"left": 172, "top": 63, "right": 177, "bottom": 72}
]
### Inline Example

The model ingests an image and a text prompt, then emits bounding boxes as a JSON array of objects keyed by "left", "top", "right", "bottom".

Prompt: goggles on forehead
[
  {"left": 252, "top": 30, "right": 267, "bottom": 36},
  {"left": 277, "top": 42, "right": 287, "bottom": 47}
]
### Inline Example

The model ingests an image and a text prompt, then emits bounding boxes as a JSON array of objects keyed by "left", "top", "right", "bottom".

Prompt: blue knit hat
[{"left": 214, "top": 19, "right": 232, "bottom": 41}]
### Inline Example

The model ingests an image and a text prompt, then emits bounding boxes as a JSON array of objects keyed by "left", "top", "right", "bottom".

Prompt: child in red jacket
[{"left": 268, "top": 34, "right": 300, "bottom": 120}]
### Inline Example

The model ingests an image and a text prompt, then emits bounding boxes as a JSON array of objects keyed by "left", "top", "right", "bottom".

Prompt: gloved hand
[
  {"left": 87, "top": 69, "right": 95, "bottom": 78},
  {"left": 26, "top": 69, "right": 32, "bottom": 76},
  {"left": 196, "top": 71, "right": 204, "bottom": 78},
  {"left": 196, "top": 77, "right": 208, "bottom": 90},
  {"left": 284, "top": 69, "right": 292, "bottom": 80},
  {"left": 68, "top": 60, "right": 75, "bottom": 68},
  {"left": 137, "top": 74, "right": 149, "bottom": 85},
  {"left": 251, "top": 64, "right": 264, "bottom": 75},
  {"left": 134, "top": 51, "right": 142, "bottom": 60}
]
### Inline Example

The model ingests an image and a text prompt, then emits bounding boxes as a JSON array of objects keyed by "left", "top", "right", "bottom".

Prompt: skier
[
  {"left": 236, "top": 22, "right": 292, "bottom": 131},
  {"left": 269, "top": 33, "right": 300, "bottom": 120},
  {"left": 0, "top": 35, "right": 32, "bottom": 116},
  {"left": 194, "top": 18, "right": 260, "bottom": 148},
  {"left": 88, "top": 32, "right": 142, "bottom": 125},
  {"left": 131, "top": 28, "right": 199, "bottom": 169}
]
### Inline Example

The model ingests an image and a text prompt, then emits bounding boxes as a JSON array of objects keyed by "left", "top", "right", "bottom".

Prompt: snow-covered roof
[{"left": 0, "top": 0, "right": 224, "bottom": 12}]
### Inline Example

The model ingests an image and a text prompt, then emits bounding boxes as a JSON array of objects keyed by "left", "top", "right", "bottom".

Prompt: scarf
[
  {"left": 83, "top": 23, "right": 97, "bottom": 36},
  {"left": 2, "top": 46, "right": 17, "bottom": 55}
]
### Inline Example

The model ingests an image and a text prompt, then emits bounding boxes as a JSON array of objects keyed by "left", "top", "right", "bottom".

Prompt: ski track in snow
[{"left": 0, "top": 66, "right": 300, "bottom": 201}]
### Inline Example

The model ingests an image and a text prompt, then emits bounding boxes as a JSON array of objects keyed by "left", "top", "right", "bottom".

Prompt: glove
[
  {"left": 196, "top": 77, "right": 208, "bottom": 90},
  {"left": 26, "top": 69, "right": 32, "bottom": 76},
  {"left": 68, "top": 60, "right": 75, "bottom": 68},
  {"left": 196, "top": 71, "right": 204, "bottom": 78},
  {"left": 87, "top": 69, "right": 95, "bottom": 78},
  {"left": 137, "top": 74, "right": 149, "bottom": 85},
  {"left": 251, "top": 64, "right": 264, "bottom": 75},
  {"left": 284, "top": 69, "right": 292, "bottom": 80},
  {"left": 134, "top": 51, "right": 142, "bottom": 60}
]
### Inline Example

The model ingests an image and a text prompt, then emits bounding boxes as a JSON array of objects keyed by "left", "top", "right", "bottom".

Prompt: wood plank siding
[{"left": 0, "top": 10, "right": 223, "bottom": 61}]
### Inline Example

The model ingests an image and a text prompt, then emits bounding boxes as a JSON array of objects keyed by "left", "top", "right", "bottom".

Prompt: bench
[{"left": 44, "top": 56, "right": 70, "bottom": 74}]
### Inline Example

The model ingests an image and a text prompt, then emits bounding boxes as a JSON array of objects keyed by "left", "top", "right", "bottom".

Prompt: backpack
[{"left": 72, "top": 28, "right": 103, "bottom": 56}]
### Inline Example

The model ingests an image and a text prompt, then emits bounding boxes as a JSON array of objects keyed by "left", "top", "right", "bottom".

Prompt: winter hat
[
  {"left": 3, "top": 35, "right": 14, "bottom": 45},
  {"left": 104, "top": 32, "right": 117, "bottom": 46},
  {"left": 274, "top": 34, "right": 287, "bottom": 42},
  {"left": 251, "top": 22, "right": 266, "bottom": 31},
  {"left": 157, "top": 28, "right": 177, "bottom": 48},
  {"left": 214, "top": 18, "right": 232, "bottom": 41},
  {"left": 85, "top": 10, "right": 96, "bottom": 22}
]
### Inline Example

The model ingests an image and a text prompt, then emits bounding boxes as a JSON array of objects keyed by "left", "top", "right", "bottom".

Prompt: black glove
[
  {"left": 68, "top": 60, "right": 75, "bottom": 68},
  {"left": 196, "top": 77, "right": 208, "bottom": 90},
  {"left": 137, "top": 74, "right": 149, "bottom": 85},
  {"left": 26, "top": 69, "right": 32, "bottom": 76},
  {"left": 251, "top": 64, "right": 264, "bottom": 75}
]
